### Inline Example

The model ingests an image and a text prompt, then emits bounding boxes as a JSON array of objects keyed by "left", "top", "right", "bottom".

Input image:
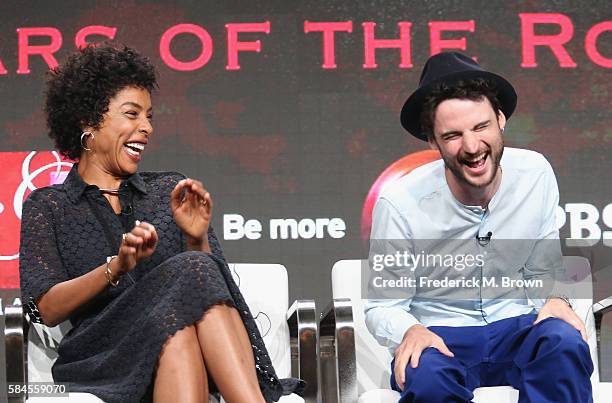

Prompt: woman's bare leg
[
  {"left": 154, "top": 325, "right": 208, "bottom": 403},
  {"left": 196, "top": 304, "right": 265, "bottom": 403},
  {"left": 228, "top": 306, "right": 259, "bottom": 380}
]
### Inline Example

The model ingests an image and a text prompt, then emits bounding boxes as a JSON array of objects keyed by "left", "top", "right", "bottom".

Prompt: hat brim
[{"left": 400, "top": 70, "right": 517, "bottom": 141}]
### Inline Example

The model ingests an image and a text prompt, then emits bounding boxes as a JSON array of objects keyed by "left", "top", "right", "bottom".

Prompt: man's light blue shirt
[{"left": 365, "top": 147, "right": 564, "bottom": 354}]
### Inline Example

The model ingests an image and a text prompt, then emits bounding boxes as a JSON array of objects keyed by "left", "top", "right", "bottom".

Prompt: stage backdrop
[{"left": 1, "top": 0, "right": 611, "bottom": 376}]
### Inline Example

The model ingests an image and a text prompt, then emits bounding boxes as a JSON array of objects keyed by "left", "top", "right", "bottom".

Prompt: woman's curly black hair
[{"left": 44, "top": 43, "right": 157, "bottom": 160}]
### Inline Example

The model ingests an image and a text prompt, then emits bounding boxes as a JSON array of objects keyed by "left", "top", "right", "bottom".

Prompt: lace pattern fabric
[{"left": 19, "top": 165, "right": 302, "bottom": 403}]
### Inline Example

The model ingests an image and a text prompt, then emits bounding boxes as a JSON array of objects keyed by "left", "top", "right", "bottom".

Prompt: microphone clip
[{"left": 476, "top": 231, "right": 492, "bottom": 246}]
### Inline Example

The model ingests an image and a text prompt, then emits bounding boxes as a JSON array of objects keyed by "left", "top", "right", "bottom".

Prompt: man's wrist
[
  {"left": 404, "top": 323, "right": 426, "bottom": 337},
  {"left": 546, "top": 295, "right": 573, "bottom": 309}
]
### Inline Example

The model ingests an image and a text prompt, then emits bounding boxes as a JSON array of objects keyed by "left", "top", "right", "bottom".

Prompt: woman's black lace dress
[{"left": 19, "top": 165, "right": 303, "bottom": 403}]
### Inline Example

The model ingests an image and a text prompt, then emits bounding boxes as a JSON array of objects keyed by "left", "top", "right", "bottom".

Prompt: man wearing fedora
[{"left": 365, "top": 52, "right": 593, "bottom": 402}]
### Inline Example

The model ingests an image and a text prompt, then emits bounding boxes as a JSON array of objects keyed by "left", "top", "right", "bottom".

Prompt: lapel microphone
[{"left": 476, "top": 231, "right": 493, "bottom": 246}]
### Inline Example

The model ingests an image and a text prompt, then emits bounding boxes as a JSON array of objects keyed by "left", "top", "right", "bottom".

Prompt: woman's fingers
[
  {"left": 189, "top": 180, "right": 207, "bottom": 200},
  {"left": 185, "top": 179, "right": 212, "bottom": 207},
  {"left": 131, "top": 227, "right": 150, "bottom": 241},
  {"left": 143, "top": 222, "right": 158, "bottom": 248},
  {"left": 201, "top": 190, "right": 213, "bottom": 211},
  {"left": 132, "top": 221, "right": 158, "bottom": 250},
  {"left": 120, "top": 221, "right": 158, "bottom": 261},
  {"left": 170, "top": 179, "right": 190, "bottom": 209},
  {"left": 118, "top": 222, "right": 156, "bottom": 274},
  {"left": 123, "top": 232, "right": 144, "bottom": 245},
  {"left": 193, "top": 183, "right": 213, "bottom": 215},
  {"left": 170, "top": 178, "right": 214, "bottom": 215},
  {"left": 120, "top": 244, "right": 137, "bottom": 255}
]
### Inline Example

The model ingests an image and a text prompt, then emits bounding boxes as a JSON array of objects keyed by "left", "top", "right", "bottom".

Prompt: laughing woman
[{"left": 19, "top": 43, "right": 302, "bottom": 403}]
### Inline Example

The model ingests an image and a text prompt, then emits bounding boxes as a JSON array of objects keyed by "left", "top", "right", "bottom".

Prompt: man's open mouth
[{"left": 462, "top": 153, "right": 487, "bottom": 169}]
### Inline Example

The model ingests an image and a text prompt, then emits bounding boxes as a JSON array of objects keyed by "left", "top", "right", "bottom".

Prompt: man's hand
[
  {"left": 534, "top": 298, "right": 587, "bottom": 342},
  {"left": 394, "top": 324, "right": 454, "bottom": 391}
]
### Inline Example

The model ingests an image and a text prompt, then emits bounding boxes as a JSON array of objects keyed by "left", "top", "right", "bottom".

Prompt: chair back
[
  {"left": 331, "top": 260, "right": 393, "bottom": 394},
  {"left": 229, "top": 263, "right": 292, "bottom": 378}
]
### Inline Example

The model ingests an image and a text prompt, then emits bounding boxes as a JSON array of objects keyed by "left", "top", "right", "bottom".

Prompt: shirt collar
[
  {"left": 63, "top": 164, "right": 147, "bottom": 203},
  {"left": 441, "top": 167, "right": 505, "bottom": 216}
]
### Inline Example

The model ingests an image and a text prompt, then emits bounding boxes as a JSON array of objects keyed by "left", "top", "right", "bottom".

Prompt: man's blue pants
[{"left": 390, "top": 313, "right": 593, "bottom": 403}]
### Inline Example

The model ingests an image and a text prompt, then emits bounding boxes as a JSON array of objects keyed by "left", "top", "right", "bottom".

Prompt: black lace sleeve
[
  {"left": 19, "top": 190, "right": 70, "bottom": 308},
  {"left": 207, "top": 225, "right": 227, "bottom": 262}
]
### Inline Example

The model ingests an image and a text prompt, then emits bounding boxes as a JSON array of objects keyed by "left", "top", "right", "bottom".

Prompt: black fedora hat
[{"left": 400, "top": 52, "right": 517, "bottom": 141}]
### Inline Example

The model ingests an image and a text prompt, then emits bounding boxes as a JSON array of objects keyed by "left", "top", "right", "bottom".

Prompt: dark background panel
[{"left": 1, "top": 0, "right": 611, "bottom": 377}]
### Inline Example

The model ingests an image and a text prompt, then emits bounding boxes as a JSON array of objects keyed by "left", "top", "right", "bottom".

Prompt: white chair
[
  {"left": 320, "top": 258, "right": 612, "bottom": 403},
  {"left": 2, "top": 263, "right": 317, "bottom": 403}
]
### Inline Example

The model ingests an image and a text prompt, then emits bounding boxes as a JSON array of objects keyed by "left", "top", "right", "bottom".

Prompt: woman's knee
[
  {"left": 160, "top": 325, "right": 201, "bottom": 358},
  {"left": 159, "top": 325, "right": 203, "bottom": 364},
  {"left": 155, "top": 325, "right": 208, "bottom": 400}
]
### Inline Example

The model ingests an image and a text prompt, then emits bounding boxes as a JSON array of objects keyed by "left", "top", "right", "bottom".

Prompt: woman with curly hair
[{"left": 19, "top": 43, "right": 302, "bottom": 403}]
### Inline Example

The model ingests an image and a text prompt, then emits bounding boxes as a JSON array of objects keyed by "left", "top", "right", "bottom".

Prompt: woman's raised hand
[
  {"left": 116, "top": 221, "right": 159, "bottom": 275},
  {"left": 170, "top": 178, "right": 213, "bottom": 251}
]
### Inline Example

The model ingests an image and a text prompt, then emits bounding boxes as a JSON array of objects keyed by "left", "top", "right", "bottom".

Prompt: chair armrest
[
  {"left": 593, "top": 296, "right": 612, "bottom": 376},
  {"left": 593, "top": 297, "right": 612, "bottom": 317},
  {"left": 3, "top": 300, "right": 28, "bottom": 403},
  {"left": 287, "top": 299, "right": 318, "bottom": 403},
  {"left": 319, "top": 298, "right": 357, "bottom": 403}
]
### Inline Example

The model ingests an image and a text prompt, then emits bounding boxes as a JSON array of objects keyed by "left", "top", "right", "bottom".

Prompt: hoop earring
[
  {"left": 80, "top": 131, "right": 94, "bottom": 151},
  {"left": 501, "top": 127, "right": 505, "bottom": 134}
]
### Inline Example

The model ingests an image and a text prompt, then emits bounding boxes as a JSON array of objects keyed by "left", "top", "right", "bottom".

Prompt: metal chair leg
[
  {"left": 288, "top": 299, "right": 319, "bottom": 403},
  {"left": 4, "top": 301, "right": 27, "bottom": 403}
]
